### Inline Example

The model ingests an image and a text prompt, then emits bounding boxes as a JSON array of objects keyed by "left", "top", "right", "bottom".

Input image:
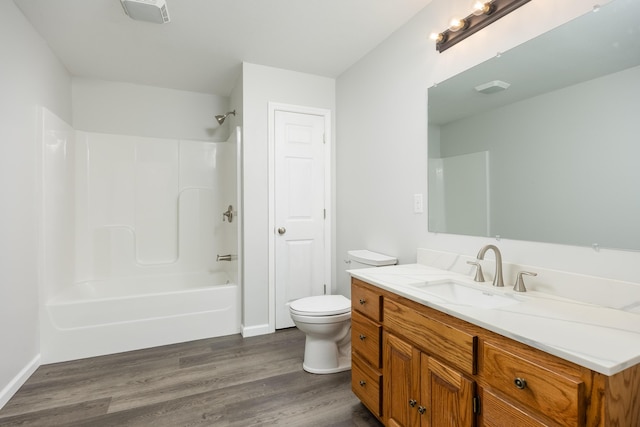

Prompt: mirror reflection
[{"left": 428, "top": 0, "right": 640, "bottom": 251}]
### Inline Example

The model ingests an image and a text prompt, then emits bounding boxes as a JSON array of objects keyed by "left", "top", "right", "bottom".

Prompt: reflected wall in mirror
[{"left": 428, "top": 0, "right": 640, "bottom": 251}]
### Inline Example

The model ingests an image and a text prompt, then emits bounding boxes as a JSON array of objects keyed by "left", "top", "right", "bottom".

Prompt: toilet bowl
[
  {"left": 289, "top": 249, "right": 397, "bottom": 374},
  {"left": 290, "top": 295, "right": 352, "bottom": 374}
]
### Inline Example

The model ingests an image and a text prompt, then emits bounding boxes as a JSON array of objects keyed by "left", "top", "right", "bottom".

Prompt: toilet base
[
  {"left": 299, "top": 329, "right": 351, "bottom": 374},
  {"left": 303, "top": 354, "right": 351, "bottom": 374}
]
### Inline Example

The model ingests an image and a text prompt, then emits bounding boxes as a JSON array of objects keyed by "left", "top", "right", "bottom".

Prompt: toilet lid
[{"left": 289, "top": 295, "right": 351, "bottom": 316}]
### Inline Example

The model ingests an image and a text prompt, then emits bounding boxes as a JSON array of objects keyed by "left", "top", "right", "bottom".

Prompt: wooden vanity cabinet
[
  {"left": 351, "top": 277, "right": 640, "bottom": 427},
  {"left": 384, "top": 332, "right": 475, "bottom": 427},
  {"left": 351, "top": 279, "right": 384, "bottom": 420}
]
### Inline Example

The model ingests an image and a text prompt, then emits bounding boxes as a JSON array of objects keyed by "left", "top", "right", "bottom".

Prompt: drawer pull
[
  {"left": 514, "top": 377, "right": 527, "bottom": 389},
  {"left": 418, "top": 406, "right": 426, "bottom": 415},
  {"left": 359, "top": 298, "right": 366, "bottom": 305},
  {"left": 409, "top": 399, "right": 417, "bottom": 407},
  {"left": 359, "top": 334, "right": 366, "bottom": 341},
  {"left": 359, "top": 380, "right": 366, "bottom": 387}
]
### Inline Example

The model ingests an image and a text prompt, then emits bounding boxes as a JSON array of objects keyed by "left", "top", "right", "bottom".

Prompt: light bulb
[
  {"left": 472, "top": 1, "right": 494, "bottom": 16},
  {"left": 449, "top": 18, "right": 466, "bottom": 32},
  {"left": 430, "top": 32, "right": 445, "bottom": 43}
]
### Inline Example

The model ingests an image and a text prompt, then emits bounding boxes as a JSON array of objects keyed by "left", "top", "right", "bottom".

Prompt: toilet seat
[{"left": 289, "top": 295, "right": 351, "bottom": 316}]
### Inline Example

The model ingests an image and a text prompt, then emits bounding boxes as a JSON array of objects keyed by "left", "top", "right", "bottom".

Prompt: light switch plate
[{"left": 413, "top": 193, "right": 424, "bottom": 213}]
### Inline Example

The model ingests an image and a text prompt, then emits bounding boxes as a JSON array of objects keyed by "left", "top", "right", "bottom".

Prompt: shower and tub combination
[{"left": 39, "top": 107, "right": 242, "bottom": 363}]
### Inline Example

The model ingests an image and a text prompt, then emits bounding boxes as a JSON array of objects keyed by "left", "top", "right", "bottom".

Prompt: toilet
[{"left": 289, "top": 250, "right": 397, "bottom": 374}]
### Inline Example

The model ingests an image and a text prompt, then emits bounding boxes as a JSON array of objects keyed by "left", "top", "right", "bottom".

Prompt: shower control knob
[{"left": 277, "top": 227, "right": 286, "bottom": 235}]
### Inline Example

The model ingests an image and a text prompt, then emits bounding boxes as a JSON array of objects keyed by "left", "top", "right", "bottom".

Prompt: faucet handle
[
  {"left": 466, "top": 261, "right": 485, "bottom": 282},
  {"left": 513, "top": 271, "right": 537, "bottom": 292}
]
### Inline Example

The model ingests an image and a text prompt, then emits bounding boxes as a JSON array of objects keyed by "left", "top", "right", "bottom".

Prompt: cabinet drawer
[
  {"left": 352, "top": 354, "right": 382, "bottom": 417},
  {"left": 480, "top": 387, "right": 554, "bottom": 427},
  {"left": 351, "top": 310, "right": 381, "bottom": 369},
  {"left": 384, "top": 298, "right": 477, "bottom": 375},
  {"left": 352, "top": 279, "right": 382, "bottom": 321},
  {"left": 481, "top": 341, "right": 584, "bottom": 427}
]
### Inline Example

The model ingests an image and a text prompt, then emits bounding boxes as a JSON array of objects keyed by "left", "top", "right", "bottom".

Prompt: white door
[{"left": 274, "top": 110, "right": 327, "bottom": 329}]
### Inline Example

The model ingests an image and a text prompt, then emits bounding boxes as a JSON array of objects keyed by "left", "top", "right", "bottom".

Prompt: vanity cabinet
[
  {"left": 384, "top": 332, "right": 475, "bottom": 427},
  {"left": 351, "top": 277, "right": 640, "bottom": 427},
  {"left": 383, "top": 296, "right": 477, "bottom": 426},
  {"left": 351, "top": 279, "right": 383, "bottom": 420}
]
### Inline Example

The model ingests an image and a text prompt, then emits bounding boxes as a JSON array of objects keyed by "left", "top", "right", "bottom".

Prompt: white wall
[
  {"left": 0, "top": 1, "right": 72, "bottom": 408},
  {"left": 72, "top": 78, "right": 230, "bottom": 141},
  {"left": 336, "top": 0, "right": 640, "bottom": 296},
  {"left": 241, "top": 62, "right": 335, "bottom": 334}
]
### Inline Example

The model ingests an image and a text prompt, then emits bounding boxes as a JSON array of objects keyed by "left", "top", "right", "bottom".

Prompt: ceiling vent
[
  {"left": 120, "top": 0, "right": 170, "bottom": 24},
  {"left": 475, "top": 80, "right": 510, "bottom": 94}
]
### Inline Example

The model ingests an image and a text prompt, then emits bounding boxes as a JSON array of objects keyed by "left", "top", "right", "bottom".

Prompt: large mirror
[{"left": 428, "top": 0, "right": 640, "bottom": 251}]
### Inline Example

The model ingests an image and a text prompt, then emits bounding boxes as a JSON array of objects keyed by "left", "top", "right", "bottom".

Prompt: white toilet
[{"left": 289, "top": 250, "right": 397, "bottom": 374}]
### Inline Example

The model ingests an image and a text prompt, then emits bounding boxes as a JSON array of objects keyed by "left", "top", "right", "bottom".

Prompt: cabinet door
[
  {"left": 421, "top": 354, "right": 475, "bottom": 427},
  {"left": 384, "top": 333, "right": 421, "bottom": 427}
]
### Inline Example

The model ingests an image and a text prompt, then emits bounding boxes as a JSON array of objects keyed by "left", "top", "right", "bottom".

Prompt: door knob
[{"left": 277, "top": 227, "right": 286, "bottom": 235}]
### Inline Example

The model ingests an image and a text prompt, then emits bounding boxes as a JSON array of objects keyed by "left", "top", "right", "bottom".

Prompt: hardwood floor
[{"left": 0, "top": 328, "right": 383, "bottom": 426}]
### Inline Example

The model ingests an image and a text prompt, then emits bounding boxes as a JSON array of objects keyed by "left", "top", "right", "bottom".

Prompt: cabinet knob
[
  {"left": 418, "top": 406, "right": 426, "bottom": 415},
  {"left": 359, "top": 298, "right": 366, "bottom": 305},
  {"left": 409, "top": 399, "right": 417, "bottom": 407},
  {"left": 359, "top": 334, "right": 366, "bottom": 341},
  {"left": 359, "top": 380, "right": 366, "bottom": 387},
  {"left": 514, "top": 377, "right": 527, "bottom": 389}
]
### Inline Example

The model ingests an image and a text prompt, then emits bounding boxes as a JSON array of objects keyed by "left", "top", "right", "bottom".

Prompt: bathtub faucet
[{"left": 217, "top": 254, "right": 237, "bottom": 262}]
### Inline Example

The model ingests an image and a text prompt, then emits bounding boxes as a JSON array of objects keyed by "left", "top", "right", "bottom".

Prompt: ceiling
[{"left": 14, "top": 0, "right": 432, "bottom": 96}]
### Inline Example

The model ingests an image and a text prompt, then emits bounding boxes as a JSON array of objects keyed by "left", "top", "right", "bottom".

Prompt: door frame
[{"left": 267, "top": 102, "right": 332, "bottom": 332}]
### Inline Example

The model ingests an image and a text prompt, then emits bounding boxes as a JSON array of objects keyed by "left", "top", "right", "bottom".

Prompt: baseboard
[
  {"left": 0, "top": 354, "right": 40, "bottom": 410},
  {"left": 241, "top": 323, "right": 272, "bottom": 338}
]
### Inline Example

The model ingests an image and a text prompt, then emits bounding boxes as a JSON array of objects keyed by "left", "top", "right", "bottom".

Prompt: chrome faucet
[{"left": 476, "top": 244, "right": 504, "bottom": 287}]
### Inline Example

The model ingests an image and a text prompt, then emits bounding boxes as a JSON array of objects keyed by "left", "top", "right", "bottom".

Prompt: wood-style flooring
[{"left": 0, "top": 328, "right": 382, "bottom": 426}]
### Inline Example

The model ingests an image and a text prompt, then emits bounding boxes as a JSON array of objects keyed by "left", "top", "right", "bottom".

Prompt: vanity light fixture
[{"left": 433, "top": 0, "right": 531, "bottom": 53}]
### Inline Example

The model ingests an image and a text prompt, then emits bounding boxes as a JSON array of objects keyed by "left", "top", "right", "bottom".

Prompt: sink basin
[{"left": 411, "top": 279, "right": 520, "bottom": 309}]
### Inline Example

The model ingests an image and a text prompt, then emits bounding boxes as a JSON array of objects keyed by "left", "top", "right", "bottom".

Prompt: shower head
[{"left": 215, "top": 110, "right": 236, "bottom": 125}]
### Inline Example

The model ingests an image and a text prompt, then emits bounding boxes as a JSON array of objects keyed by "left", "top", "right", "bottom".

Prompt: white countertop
[{"left": 350, "top": 263, "right": 640, "bottom": 376}]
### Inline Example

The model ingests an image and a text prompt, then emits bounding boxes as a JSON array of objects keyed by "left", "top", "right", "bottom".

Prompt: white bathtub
[{"left": 40, "top": 271, "right": 240, "bottom": 363}]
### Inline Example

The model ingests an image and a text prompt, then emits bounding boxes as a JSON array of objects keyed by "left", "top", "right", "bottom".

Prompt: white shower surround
[{"left": 39, "top": 107, "right": 241, "bottom": 363}]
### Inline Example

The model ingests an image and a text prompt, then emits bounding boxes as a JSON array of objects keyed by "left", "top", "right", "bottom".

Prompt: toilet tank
[{"left": 347, "top": 250, "right": 397, "bottom": 270}]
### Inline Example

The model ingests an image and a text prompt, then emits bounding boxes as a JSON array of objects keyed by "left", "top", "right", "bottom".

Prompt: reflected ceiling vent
[
  {"left": 120, "top": 0, "right": 170, "bottom": 24},
  {"left": 475, "top": 80, "right": 510, "bottom": 94}
]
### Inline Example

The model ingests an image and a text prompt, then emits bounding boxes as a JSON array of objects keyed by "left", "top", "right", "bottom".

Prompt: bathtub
[{"left": 40, "top": 271, "right": 240, "bottom": 363}]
